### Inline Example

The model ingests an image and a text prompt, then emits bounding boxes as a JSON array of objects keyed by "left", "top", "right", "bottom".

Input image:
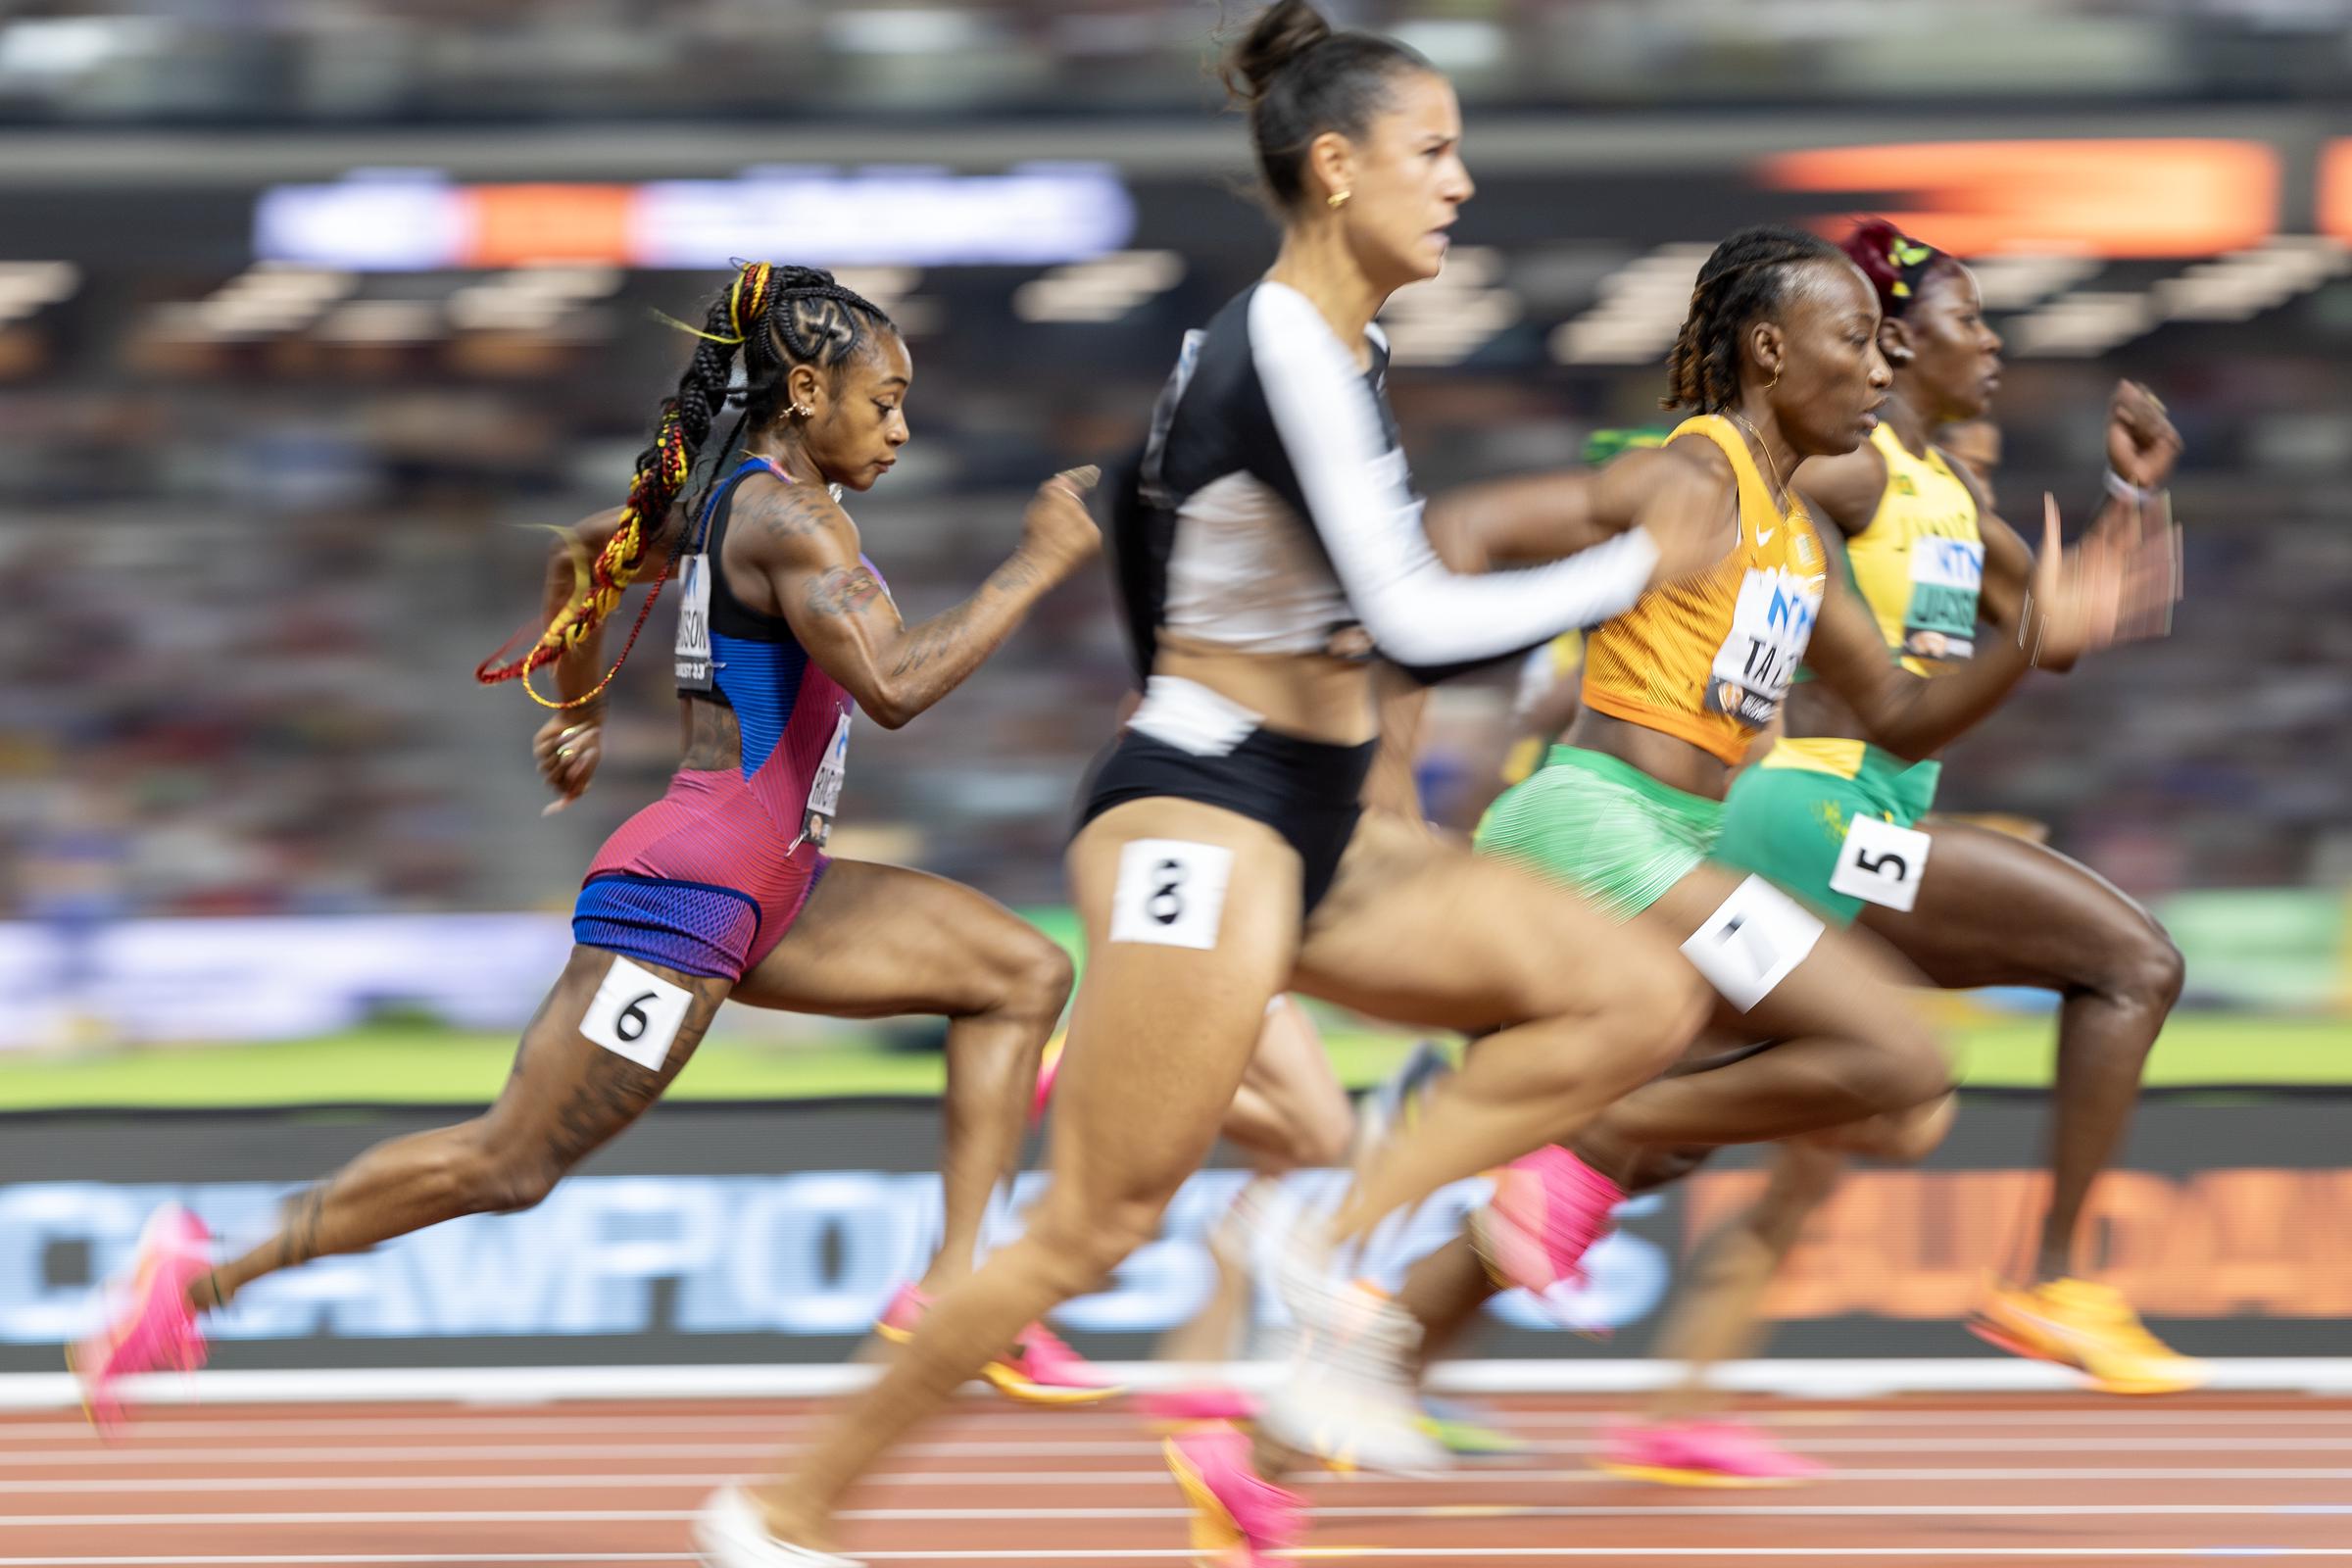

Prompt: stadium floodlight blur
[{"left": 255, "top": 167, "right": 1139, "bottom": 270}]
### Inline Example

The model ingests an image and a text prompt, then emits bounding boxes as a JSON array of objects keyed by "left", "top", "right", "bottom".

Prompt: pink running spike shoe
[
  {"left": 875, "top": 1284, "right": 1124, "bottom": 1406},
  {"left": 70, "top": 1203, "right": 213, "bottom": 1435},
  {"left": 1595, "top": 1416, "right": 1828, "bottom": 1487},
  {"left": 1164, "top": 1420, "right": 1304, "bottom": 1568},
  {"left": 1469, "top": 1144, "right": 1624, "bottom": 1306}
]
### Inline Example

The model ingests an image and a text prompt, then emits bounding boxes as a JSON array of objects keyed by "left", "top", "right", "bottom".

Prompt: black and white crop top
[{"left": 1109, "top": 280, "right": 1659, "bottom": 681}]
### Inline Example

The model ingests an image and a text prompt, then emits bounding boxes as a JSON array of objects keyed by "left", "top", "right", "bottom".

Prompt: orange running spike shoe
[{"left": 1969, "top": 1277, "right": 2209, "bottom": 1395}]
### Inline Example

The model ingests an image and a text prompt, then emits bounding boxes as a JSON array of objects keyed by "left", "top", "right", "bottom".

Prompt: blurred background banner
[
  {"left": 2, "top": 1095, "right": 2343, "bottom": 1372},
  {"left": 0, "top": 0, "right": 2347, "bottom": 1369}
]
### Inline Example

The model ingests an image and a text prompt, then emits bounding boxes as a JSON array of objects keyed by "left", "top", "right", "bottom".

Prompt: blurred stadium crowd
[{"left": 2, "top": 0, "right": 2349, "bottom": 926}]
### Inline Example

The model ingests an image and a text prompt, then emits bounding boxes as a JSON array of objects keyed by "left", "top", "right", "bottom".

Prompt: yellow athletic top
[
  {"left": 1846, "top": 422, "right": 1984, "bottom": 677},
  {"left": 1581, "top": 415, "right": 1829, "bottom": 766}
]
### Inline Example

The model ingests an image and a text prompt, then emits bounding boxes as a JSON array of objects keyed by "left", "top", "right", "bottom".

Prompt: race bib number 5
[
  {"left": 1829, "top": 812, "right": 1935, "bottom": 913},
  {"left": 1108, "top": 839, "right": 1234, "bottom": 951},
  {"left": 1681, "top": 874, "right": 1825, "bottom": 1012}
]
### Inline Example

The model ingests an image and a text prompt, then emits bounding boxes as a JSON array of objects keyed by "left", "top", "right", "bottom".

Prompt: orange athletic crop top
[{"left": 1580, "top": 415, "right": 1830, "bottom": 765}]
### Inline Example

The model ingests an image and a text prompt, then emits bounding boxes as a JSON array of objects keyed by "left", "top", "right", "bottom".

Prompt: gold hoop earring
[
  {"left": 1764, "top": 367, "right": 1781, "bottom": 393},
  {"left": 1327, "top": 189, "right": 1351, "bottom": 210}
]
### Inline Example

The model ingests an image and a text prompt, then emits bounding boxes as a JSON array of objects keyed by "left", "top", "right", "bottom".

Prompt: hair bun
[{"left": 1226, "top": 0, "right": 1333, "bottom": 105}]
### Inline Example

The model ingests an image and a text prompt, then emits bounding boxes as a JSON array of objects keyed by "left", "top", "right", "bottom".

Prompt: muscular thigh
[
  {"left": 1290, "top": 809, "right": 1685, "bottom": 1037},
  {"left": 1043, "top": 799, "right": 1305, "bottom": 1208},
  {"left": 491, "top": 945, "right": 732, "bottom": 1166},
  {"left": 1861, "top": 819, "right": 2164, "bottom": 993},
  {"left": 732, "top": 859, "right": 1048, "bottom": 1019}
]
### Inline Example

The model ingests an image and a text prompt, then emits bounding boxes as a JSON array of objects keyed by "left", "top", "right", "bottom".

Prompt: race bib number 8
[
  {"left": 1108, "top": 839, "right": 1235, "bottom": 951},
  {"left": 581, "top": 956, "right": 694, "bottom": 1072},
  {"left": 1829, "top": 812, "right": 1934, "bottom": 913},
  {"left": 1681, "top": 874, "right": 1825, "bottom": 1012}
]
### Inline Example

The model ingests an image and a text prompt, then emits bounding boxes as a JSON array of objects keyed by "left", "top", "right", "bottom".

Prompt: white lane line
[
  {"left": 5, "top": 1355, "right": 2349, "bottom": 1412},
  {"left": 9, "top": 1464, "right": 2352, "bottom": 1495},
  {"left": 9, "top": 1466, "right": 2352, "bottom": 1494},
  {"left": 24, "top": 1435, "right": 2352, "bottom": 1468},
  {"left": 15, "top": 1501, "right": 2352, "bottom": 1527}
]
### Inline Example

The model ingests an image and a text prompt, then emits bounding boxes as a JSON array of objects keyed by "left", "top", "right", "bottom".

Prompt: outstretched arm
[
  {"left": 753, "top": 469, "right": 1101, "bottom": 730},
  {"left": 1811, "top": 494, "right": 2171, "bottom": 760}
]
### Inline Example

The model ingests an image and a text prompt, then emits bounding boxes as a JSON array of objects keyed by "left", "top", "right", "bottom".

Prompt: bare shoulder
[
  {"left": 726, "top": 470, "right": 858, "bottom": 569},
  {"left": 1616, "top": 436, "right": 1738, "bottom": 514},
  {"left": 1790, "top": 442, "right": 1887, "bottom": 536}
]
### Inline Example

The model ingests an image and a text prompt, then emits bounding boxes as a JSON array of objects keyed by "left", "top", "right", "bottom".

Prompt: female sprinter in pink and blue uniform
[{"left": 74, "top": 262, "right": 1111, "bottom": 1425}]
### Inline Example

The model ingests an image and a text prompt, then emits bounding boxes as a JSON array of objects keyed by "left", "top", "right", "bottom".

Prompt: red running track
[{"left": 6, "top": 1392, "right": 2352, "bottom": 1565}]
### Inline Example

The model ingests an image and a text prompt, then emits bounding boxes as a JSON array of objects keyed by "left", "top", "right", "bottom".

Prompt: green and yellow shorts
[
  {"left": 1712, "top": 738, "right": 1941, "bottom": 927},
  {"left": 1473, "top": 746, "right": 1723, "bottom": 920}
]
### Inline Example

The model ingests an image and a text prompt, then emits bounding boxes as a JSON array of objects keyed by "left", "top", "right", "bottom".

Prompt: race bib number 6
[
  {"left": 581, "top": 956, "right": 695, "bottom": 1072},
  {"left": 1108, "top": 839, "right": 1234, "bottom": 951},
  {"left": 1828, "top": 812, "right": 1934, "bottom": 913}
]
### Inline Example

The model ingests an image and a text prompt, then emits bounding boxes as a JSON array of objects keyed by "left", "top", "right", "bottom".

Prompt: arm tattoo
[
  {"left": 987, "top": 555, "right": 1042, "bottom": 596},
  {"left": 744, "top": 482, "right": 838, "bottom": 542},
  {"left": 806, "top": 565, "right": 885, "bottom": 617},
  {"left": 889, "top": 600, "right": 974, "bottom": 678},
  {"left": 277, "top": 1179, "right": 334, "bottom": 1270}
]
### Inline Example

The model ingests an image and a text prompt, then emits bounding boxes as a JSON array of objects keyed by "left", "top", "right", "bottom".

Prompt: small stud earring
[{"left": 1327, "top": 189, "right": 1351, "bottom": 210}]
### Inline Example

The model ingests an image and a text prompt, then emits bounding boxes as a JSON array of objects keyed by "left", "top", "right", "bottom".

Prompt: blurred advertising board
[{"left": 0, "top": 1095, "right": 2343, "bottom": 1373}]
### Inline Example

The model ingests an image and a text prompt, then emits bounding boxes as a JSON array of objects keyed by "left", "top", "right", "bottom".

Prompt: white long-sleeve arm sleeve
[{"left": 1249, "top": 283, "right": 1657, "bottom": 669}]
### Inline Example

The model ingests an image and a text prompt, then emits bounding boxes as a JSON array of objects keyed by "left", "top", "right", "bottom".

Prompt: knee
[
  {"left": 1285, "top": 1109, "right": 1356, "bottom": 1172},
  {"left": 2117, "top": 929, "right": 2186, "bottom": 1018},
  {"left": 1866, "top": 1021, "right": 1959, "bottom": 1118},
  {"left": 1026, "top": 1190, "right": 1169, "bottom": 1294},
  {"left": 443, "top": 1122, "right": 563, "bottom": 1216},
  {"left": 999, "top": 935, "right": 1076, "bottom": 1031},
  {"left": 1814, "top": 1090, "right": 1956, "bottom": 1164}
]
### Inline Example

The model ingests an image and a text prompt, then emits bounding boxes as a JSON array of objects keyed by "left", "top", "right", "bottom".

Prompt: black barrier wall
[{"left": 5, "top": 1095, "right": 2347, "bottom": 1373}]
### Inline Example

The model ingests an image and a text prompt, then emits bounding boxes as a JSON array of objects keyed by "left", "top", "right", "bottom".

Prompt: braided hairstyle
[
  {"left": 1840, "top": 218, "right": 1949, "bottom": 322},
  {"left": 1222, "top": 0, "right": 1433, "bottom": 212},
  {"left": 478, "top": 262, "right": 893, "bottom": 708},
  {"left": 1660, "top": 225, "right": 1847, "bottom": 415}
]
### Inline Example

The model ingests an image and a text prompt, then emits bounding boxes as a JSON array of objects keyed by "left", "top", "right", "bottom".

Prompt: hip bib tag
[
  {"left": 802, "top": 710, "right": 853, "bottom": 851},
  {"left": 582, "top": 956, "right": 694, "bottom": 1073},
  {"left": 1108, "top": 839, "right": 1234, "bottom": 951},
  {"left": 1829, "top": 811, "right": 1935, "bottom": 913},
  {"left": 1681, "top": 874, "right": 1824, "bottom": 1012},
  {"left": 674, "top": 554, "right": 715, "bottom": 692}
]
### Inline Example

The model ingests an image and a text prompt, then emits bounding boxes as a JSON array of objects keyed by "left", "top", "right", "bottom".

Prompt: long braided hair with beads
[
  {"left": 1659, "top": 224, "right": 1846, "bottom": 416},
  {"left": 477, "top": 262, "right": 893, "bottom": 708}
]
